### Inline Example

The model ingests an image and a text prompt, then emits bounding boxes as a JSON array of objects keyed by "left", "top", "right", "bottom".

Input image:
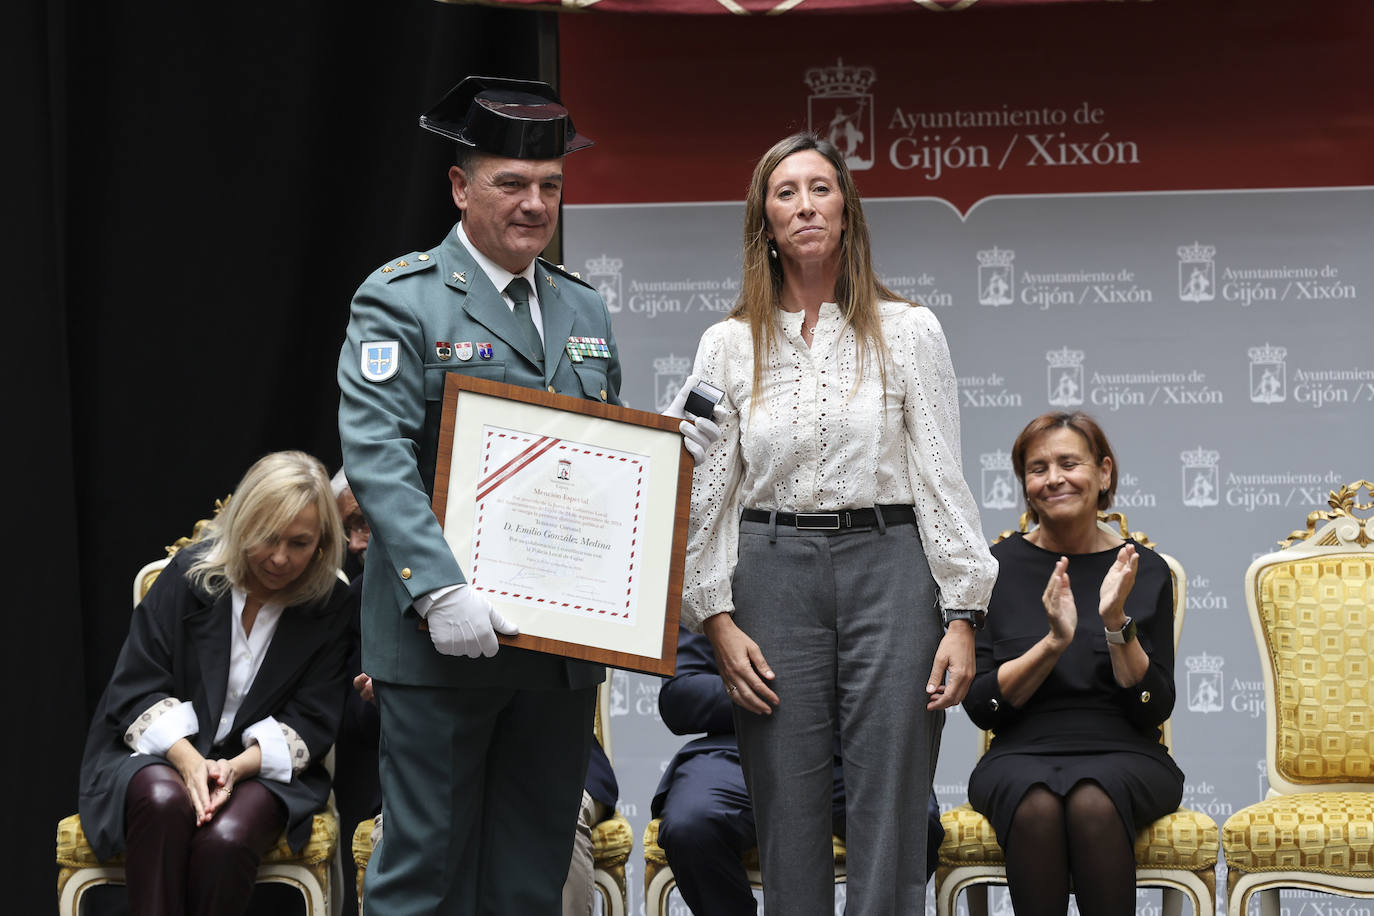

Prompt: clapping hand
[
  {"left": 1042, "top": 556, "right": 1078, "bottom": 648},
  {"left": 1098, "top": 543, "right": 1138, "bottom": 629}
]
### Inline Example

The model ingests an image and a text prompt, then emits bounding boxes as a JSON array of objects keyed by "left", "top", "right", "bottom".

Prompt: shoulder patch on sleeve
[
  {"left": 360, "top": 340, "right": 401, "bottom": 382},
  {"left": 538, "top": 258, "right": 595, "bottom": 290}
]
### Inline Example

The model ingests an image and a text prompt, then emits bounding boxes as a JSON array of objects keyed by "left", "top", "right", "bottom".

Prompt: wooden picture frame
[{"left": 431, "top": 374, "right": 690, "bottom": 676}]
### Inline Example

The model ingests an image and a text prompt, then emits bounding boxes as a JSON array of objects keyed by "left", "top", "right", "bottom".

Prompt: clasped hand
[
  {"left": 1041, "top": 544, "right": 1140, "bottom": 646},
  {"left": 167, "top": 740, "right": 251, "bottom": 826}
]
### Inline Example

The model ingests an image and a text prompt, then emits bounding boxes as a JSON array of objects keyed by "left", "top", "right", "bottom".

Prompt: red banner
[
  {"left": 560, "top": 2, "right": 1374, "bottom": 214},
  {"left": 459, "top": 0, "right": 1145, "bottom": 15}
]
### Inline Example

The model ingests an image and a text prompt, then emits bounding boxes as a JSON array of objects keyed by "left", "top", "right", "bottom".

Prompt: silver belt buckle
[{"left": 795, "top": 512, "right": 841, "bottom": 530}]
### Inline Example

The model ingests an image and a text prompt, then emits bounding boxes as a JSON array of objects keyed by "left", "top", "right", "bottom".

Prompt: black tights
[{"left": 1004, "top": 782, "right": 1136, "bottom": 916}]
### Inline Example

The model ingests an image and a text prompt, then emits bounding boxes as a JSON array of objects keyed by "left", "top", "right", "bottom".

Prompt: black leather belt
[{"left": 740, "top": 505, "right": 917, "bottom": 531}]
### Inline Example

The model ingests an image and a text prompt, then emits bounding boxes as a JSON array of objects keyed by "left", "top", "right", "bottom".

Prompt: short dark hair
[
  {"left": 454, "top": 144, "right": 479, "bottom": 173},
  {"left": 1010, "top": 412, "right": 1118, "bottom": 523}
]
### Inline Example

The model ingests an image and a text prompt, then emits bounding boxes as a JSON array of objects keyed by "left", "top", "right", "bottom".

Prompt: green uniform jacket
[{"left": 338, "top": 225, "right": 620, "bottom": 690}]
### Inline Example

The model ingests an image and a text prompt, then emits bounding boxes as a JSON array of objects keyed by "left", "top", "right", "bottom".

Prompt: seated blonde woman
[{"left": 78, "top": 450, "right": 355, "bottom": 916}]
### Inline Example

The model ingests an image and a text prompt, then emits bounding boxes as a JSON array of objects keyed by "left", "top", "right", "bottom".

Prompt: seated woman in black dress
[
  {"left": 963, "top": 412, "right": 1183, "bottom": 916},
  {"left": 79, "top": 450, "right": 355, "bottom": 916}
]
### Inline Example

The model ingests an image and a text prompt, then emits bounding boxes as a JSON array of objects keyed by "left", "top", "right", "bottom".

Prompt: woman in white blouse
[
  {"left": 79, "top": 451, "right": 354, "bottom": 916},
  {"left": 685, "top": 133, "right": 997, "bottom": 915}
]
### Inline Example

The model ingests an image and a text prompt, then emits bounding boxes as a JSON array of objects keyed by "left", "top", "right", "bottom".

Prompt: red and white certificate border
[{"left": 470, "top": 429, "right": 644, "bottom": 618}]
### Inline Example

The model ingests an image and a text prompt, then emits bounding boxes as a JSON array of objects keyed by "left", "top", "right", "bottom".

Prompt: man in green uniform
[{"left": 338, "top": 77, "right": 716, "bottom": 914}]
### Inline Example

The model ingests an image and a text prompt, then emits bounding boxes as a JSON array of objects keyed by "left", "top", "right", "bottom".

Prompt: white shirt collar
[
  {"left": 218, "top": 587, "right": 285, "bottom": 743},
  {"left": 457, "top": 222, "right": 539, "bottom": 302}
]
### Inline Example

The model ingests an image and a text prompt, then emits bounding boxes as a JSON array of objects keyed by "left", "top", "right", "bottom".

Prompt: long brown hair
[{"left": 730, "top": 132, "right": 909, "bottom": 399}]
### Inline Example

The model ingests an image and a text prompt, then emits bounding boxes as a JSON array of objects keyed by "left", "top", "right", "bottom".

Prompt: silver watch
[{"left": 1105, "top": 616, "right": 1137, "bottom": 645}]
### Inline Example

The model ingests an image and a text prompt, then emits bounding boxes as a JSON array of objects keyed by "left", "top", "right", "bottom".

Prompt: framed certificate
[{"left": 430, "top": 374, "right": 690, "bottom": 676}]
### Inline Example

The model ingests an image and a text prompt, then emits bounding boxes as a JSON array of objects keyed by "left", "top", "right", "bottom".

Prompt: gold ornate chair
[
  {"left": 350, "top": 669, "right": 635, "bottom": 915},
  {"left": 57, "top": 498, "right": 345, "bottom": 916},
  {"left": 935, "top": 511, "right": 1219, "bottom": 916},
  {"left": 643, "top": 820, "right": 846, "bottom": 916},
  {"left": 1222, "top": 482, "right": 1374, "bottom": 916}
]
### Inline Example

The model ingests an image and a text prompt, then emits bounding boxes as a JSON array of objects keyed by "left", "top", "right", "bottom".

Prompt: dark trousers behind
[
  {"left": 657, "top": 749, "right": 846, "bottom": 916},
  {"left": 123, "top": 764, "right": 285, "bottom": 916},
  {"left": 366, "top": 681, "right": 595, "bottom": 915}
]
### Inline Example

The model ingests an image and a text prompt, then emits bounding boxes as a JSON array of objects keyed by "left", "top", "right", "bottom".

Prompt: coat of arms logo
[
  {"left": 1248, "top": 343, "right": 1287, "bottom": 404},
  {"left": 981, "top": 451, "right": 1018, "bottom": 510},
  {"left": 654, "top": 354, "right": 692, "bottom": 414},
  {"left": 1181, "top": 447, "right": 1220, "bottom": 508},
  {"left": 1046, "top": 347, "right": 1085, "bottom": 408},
  {"left": 585, "top": 254, "right": 624, "bottom": 314},
  {"left": 1185, "top": 653, "right": 1225, "bottom": 713},
  {"left": 805, "top": 59, "right": 877, "bottom": 172},
  {"left": 977, "top": 247, "right": 1015, "bottom": 307},
  {"left": 1178, "top": 241, "right": 1216, "bottom": 303}
]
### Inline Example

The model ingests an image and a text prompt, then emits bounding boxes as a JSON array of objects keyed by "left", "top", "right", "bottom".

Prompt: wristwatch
[
  {"left": 942, "top": 609, "right": 986, "bottom": 631},
  {"left": 1105, "top": 616, "right": 1137, "bottom": 645}
]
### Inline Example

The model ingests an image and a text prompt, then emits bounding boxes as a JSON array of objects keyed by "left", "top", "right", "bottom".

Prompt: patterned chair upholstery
[
  {"left": 1222, "top": 482, "right": 1374, "bottom": 916},
  {"left": 642, "top": 819, "right": 846, "bottom": 916},
  {"left": 935, "top": 512, "right": 1219, "bottom": 916},
  {"left": 350, "top": 670, "right": 634, "bottom": 915},
  {"left": 56, "top": 499, "right": 345, "bottom": 916}
]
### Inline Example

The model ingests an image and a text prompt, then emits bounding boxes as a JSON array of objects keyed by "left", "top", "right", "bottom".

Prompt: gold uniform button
[
  {"left": 547, "top": 385, "right": 556, "bottom": 393},
  {"left": 600, "top": 389, "right": 608, "bottom": 401},
  {"left": 400, "top": 568, "right": 412, "bottom": 580},
  {"left": 989, "top": 698, "right": 999, "bottom": 712},
  {"left": 1140, "top": 690, "right": 1151, "bottom": 704},
  {"left": 417, "top": 253, "right": 430, "bottom": 261}
]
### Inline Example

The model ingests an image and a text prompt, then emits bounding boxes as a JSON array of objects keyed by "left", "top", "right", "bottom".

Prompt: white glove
[
  {"left": 421, "top": 584, "right": 519, "bottom": 658},
  {"left": 662, "top": 374, "right": 722, "bottom": 464}
]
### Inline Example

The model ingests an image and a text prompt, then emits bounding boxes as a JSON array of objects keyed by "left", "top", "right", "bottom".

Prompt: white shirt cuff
[
  {"left": 243, "top": 716, "right": 293, "bottom": 782},
  {"left": 135, "top": 701, "right": 199, "bottom": 756}
]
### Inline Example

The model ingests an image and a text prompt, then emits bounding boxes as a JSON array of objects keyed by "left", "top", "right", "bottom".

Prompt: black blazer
[{"left": 78, "top": 546, "right": 354, "bottom": 860}]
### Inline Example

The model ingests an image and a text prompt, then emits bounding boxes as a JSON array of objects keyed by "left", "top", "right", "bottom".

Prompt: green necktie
[{"left": 505, "top": 277, "right": 544, "bottom": 366}]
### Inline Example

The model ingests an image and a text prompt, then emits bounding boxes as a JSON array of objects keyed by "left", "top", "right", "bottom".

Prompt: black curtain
[{"left": 14, "top": 1, "right": 547, "bottom": 909}]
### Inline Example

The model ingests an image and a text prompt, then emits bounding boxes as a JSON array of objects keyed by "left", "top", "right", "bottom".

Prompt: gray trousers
[{"left": 732, "top": 515, "right": 945, "bottom": 916}]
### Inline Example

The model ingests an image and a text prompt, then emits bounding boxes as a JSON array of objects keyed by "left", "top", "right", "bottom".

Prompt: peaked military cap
[{"left": 419, "top": 75, "right": 593, "bottom": 159}]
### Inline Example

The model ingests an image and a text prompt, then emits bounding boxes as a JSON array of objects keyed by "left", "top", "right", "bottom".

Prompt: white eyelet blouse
[{"left": 682, "top": 300, "right": 997, "bottom": 632}]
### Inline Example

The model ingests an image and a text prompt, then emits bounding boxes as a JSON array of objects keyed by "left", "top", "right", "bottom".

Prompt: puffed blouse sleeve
[
  {"left": 681, "top": 321, "right": 746, "bottom": 633},
  {"left": 895, "top": 306, "right": 997, "bottom": 612}
]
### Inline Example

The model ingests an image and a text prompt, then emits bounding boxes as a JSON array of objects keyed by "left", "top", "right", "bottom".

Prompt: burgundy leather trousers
[{"left": 123, "top": 764, "right": 285, "bottom": 916}]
